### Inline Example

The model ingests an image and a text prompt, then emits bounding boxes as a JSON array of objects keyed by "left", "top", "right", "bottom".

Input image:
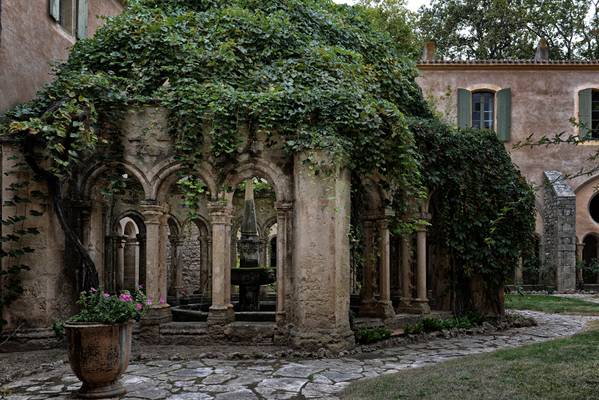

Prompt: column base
[
  {"left": 290, "top": 327, "right": 355, "bottom": 352},
  {"left": 359, "top": 300, "right": 396, "bottom": 319},
  {"left": 207, "top": 304, "right": 235, "bottom": 326},
  {"left": 396, "top": 298, "right": 430, "bottom": 314},
  {"left": 144, "top": 304, "right": 172, "bottom": 324}
]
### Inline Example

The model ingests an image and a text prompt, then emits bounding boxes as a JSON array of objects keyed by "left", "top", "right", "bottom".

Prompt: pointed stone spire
[{"left": 241, "top": 179, "right": 258, "bottom": 238}]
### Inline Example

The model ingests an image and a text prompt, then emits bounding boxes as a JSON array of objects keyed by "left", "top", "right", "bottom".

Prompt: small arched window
[
  {"left": 472, "top": 91, "right": 495, "bottom": 129},
  {"left": 457, "top": 87, "right": 511, "bottom": 142}
]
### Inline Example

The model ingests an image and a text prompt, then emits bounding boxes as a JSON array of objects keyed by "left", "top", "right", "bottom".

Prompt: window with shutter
[
  {"left": 496, "top": 88, "right": 511, "bottom": 142},
  {"left": 579, "top": 89, "right": 592, "bottom": 139},
  {"left": 49, "top": 0, "right": 60, "bottom": 21},
  {"left": 77, "top": 0, "right": 88, "bottom": 39},
  {"left": 457, "top": 88, "right": 472, "bottom": 128},
  {"left": 49, "top": 0, "right": 87, "bottom": 39}
]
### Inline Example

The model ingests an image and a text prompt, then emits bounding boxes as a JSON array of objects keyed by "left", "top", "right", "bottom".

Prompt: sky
[{"left": 332, "top": 0, "right": 431, "bottom": 11}]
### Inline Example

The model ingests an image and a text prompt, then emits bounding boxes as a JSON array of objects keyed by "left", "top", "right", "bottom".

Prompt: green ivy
[{"left": 411, "top": 118, "right": 536, "bottom": 313}]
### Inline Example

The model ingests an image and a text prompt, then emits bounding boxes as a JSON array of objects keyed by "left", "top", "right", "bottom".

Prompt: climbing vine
[{"left": 411, "top": 118, "right": 536, "bottom": 313}]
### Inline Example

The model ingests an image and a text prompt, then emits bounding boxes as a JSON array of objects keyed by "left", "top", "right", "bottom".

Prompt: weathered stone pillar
[
  {"left": 140, "top": 203, "right": 170, "bottom": 321},
  {"left": 576, "top": 240, "right": 584, "bottom": 287},
  {"left": 291, "top": 151, "right": 354, "bottom": 351},
  {"left": 359, "top": 220, "right": 377, "bottom": 316},
  {"left": 377, "top": 217, "right": 395, "bottom": 318},
  {"left": 207, "top": 201, "right": 235, "bottom": 326},
  {"left": 116, "top": 237, "right": 126, "bottom": 291},
  {"left": 174, "top": 237, "right": 185, "bottom": 302},
  {"left": 123, "top": 238, "right": 139, "bottom": 290},
  {"left": 397, "top": 235, "right": 413, "bottom": 311},
  {"left": 414, "top": 220, "right": 431, "bottom": 313},
  {"left": 275, "top": 202, "right": 292, "bottom": 323},
  {"left": 514, "top": 257, "right": 524, "bottom": 286},
  {"left": 542, "top": 171, "right": 576, "bottom": 291}
]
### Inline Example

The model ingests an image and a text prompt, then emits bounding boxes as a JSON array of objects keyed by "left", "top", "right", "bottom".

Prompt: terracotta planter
[{"left": 64, "top": 321, "right": 133, "bottom": 399}]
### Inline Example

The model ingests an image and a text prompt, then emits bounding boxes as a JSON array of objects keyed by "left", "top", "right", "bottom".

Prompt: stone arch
[
  {"left": 150, "top": 160, "right": 218, "bottom": 202},
  {"left": 582, "top": 232, "right": 599, "bottom": 284},
  {"left": 221, "top": 158, "right": 292, "bottom": 204},
  {"left": 113, "top": 211, "right": 147, "bottom": 291},
  {"left": 574, "top": 174, "right": 599, "bottom": 243},
  {"left": 80, "top": 161, "right": 151, "bottom": 199}
]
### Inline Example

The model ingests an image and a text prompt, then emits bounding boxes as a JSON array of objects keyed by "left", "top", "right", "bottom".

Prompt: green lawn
[
  {"left": 342, "top": 321, "right": 599, "bottom": 400},
  {"left": 505, "top": 294, "right": 599, "bottom": 315}
]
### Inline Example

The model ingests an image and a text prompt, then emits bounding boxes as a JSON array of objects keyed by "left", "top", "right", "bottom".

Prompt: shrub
[{"left": 355, "top": 326, "right": 392, "bottom": 344}]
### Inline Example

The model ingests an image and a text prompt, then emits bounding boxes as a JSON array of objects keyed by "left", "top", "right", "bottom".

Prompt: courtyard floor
[{"left": 1, "top": 310, "right": 595, "bottom": 400}]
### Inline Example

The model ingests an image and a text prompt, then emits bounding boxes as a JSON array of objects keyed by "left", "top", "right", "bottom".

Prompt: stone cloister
[{"left": 2, "top": 106, "right": 436, "bottom": 351}]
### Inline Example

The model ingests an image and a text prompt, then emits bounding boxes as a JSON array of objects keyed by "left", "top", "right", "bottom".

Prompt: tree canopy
[{"left": 416, "top": 0, "right": 598, "bottom": 60}]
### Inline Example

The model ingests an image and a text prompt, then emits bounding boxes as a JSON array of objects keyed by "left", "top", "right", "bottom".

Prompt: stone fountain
[{"left": 231, "top": 180, "right": 275, "bottom": 311}]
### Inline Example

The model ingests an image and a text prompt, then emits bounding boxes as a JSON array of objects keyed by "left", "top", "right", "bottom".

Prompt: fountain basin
[{"left": 231, "top": 267, "right": 276, "bottom": 286}]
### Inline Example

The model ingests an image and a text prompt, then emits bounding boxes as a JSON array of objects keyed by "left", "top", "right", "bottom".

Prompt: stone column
[
  {"left": 291, "top": 151, "right": 354, "bottom": 351},
  {"left": 576, "top": 240, "right": 584, "bottom": 287},
  {"left": 207, "top": 201, "right": 235, "bottom": 326},
  {"left": 397, "top": 235, "right": 413, "bottom": 311},
  {"left": 275, "top": 202, "right": 292, "bottom": 324},
  {"left": 116, "top": 237, "right": 126, "bottom": 291},
  {"left": 514, "top": 257, "right": 524, "bottom": 286},
  {"left": 123, "top": 238, "right": 139, "bottom": 289},
  {"left": 359, "top": 220, "right": 377, "bottom": 316},
  {"left": 377, "top": 217, "right": 395, "bottom": 318},
  {"left": 413, "top": 219, "right": 431, "bottom": 313},
  {"left": 140, "top": 203, "right": 171, "bottom": 321},
  {"left": 174, "top": 237, "right": 186, "bottom": 303}
]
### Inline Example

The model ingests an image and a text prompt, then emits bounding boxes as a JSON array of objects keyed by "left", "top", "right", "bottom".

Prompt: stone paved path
[{"left": 1, "top": 311, "right": 595, "bottom": 400}]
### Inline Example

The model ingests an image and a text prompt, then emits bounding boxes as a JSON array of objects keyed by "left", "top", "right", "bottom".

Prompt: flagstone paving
[{"left": 1, "top": 311, "right": 595, "bottom": 400}]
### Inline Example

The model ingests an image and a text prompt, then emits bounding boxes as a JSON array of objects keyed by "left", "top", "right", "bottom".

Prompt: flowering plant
[{"left": 68, "top": 288, "right": 151, "bottom": 324}]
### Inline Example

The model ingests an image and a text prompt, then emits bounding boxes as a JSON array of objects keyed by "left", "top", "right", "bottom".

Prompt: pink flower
[
  {"left": 119, "top": 293, "right": 133, "bottom": 302},
  {"left": 90, "top": 287, "right": 97, "bottom": 293},
  {"left": 146, "top": 297, "right": 153, "bottom": 305},
  {"left": 159, "top": 296, "right": 166, "bottom": 305},
  {"left": 135, "top": 303, "right": 143, "bottom": 311},
  {"left": 103, "top": 292, "right": 110, "bottom": 298}
]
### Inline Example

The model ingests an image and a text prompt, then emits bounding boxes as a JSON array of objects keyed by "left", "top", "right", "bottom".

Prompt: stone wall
[
  {"left": 416, "top": 64, "right": 599, "bottom": 243},
  {"left": 542, "top": 171, "right": 576, "bottom": 291},
  {"left": 0, "top": 0, "right": 123, "bottom": 113}
]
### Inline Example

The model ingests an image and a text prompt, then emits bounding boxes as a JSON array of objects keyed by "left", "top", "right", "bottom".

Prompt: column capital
[
  {"left": 414, "top": 211, "right": 432, "bottom": 233},
  {"left": 140, "top": 202, "right": 168, "bottom": 224},
  {"left": 275, "top": 201, "right": 293, "bottom": 212},
  {"left": 363, "top": 208, "right": 395, "bottom": 224},
  {"left": 208, "top": 201, "right": 233, "bottom": 225}
]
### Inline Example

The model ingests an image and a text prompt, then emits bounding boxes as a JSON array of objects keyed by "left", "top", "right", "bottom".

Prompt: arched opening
[
  {"left": 582, "top": 234, "right": 599, "bottom": 284},
  {"left": 229, "top": 177, "right": 278, "bottom": 317},
  {"left": 589, "top": 193, "right": 599, "bottom": 224},
  {"left": 84, "top": 164, "right": 148, "bottom": 293},
  {"left": 118, "top": 216, "right": 145, "bottom": 291}
]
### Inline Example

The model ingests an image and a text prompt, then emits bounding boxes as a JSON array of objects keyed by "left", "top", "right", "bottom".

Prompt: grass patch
[
  {"left": 505, "top": 294, "right": 599, "bottom": 315},
  {"left": 343, "top": 323, "right": 599, "bottom": 400}
]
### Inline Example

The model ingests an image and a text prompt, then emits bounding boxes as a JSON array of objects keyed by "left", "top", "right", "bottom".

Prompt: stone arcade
[{"left": 1, "top": 106, "right": 437, "bottom": 351}]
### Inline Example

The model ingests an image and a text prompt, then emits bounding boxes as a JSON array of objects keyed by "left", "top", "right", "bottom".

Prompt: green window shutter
[
  {"left": 496, "top": 88, "right": 512, "bottom": 142},
  {"left": 49, "top": 0, "right": 60, "bottom": 22},
  {"left": 457, "top": 88, "right": 472, "bottom": 128},
  {"left": 579, "top": 89, "right": 592, "bottom": 138},
  {"left": 77, "top": 0, "right": 89, "bottom": 39}
]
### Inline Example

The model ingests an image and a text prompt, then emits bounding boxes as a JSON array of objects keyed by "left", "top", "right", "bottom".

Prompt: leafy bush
[
  {"left": 405, "top": 313, "right": 485, "bottom": 334},
  {"left": 355, "top": 326, "right": 392, "bottom": 344}
]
